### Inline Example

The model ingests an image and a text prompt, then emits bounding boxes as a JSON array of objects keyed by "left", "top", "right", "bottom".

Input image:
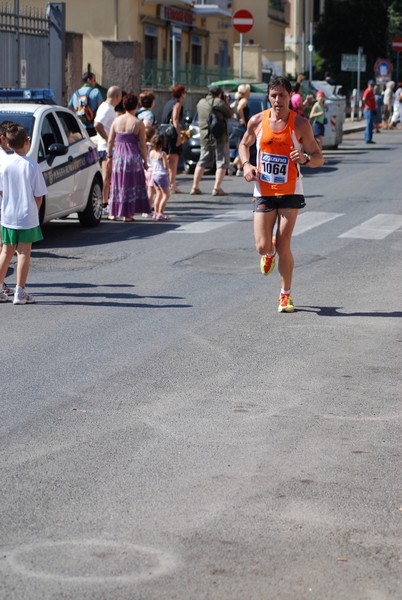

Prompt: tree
[{"left": 314, "top": 0, "right": 393, "bottom": 92}]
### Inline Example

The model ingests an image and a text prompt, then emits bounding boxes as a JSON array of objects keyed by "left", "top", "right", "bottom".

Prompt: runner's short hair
[{"left": 268, "top": 76, "right": 292, "bottom": 95}]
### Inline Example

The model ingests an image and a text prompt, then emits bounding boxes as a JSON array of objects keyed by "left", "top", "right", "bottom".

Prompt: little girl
[
  {"left": 149, "top": 132, "right": 171, "bottom": 221},
  {"left": 143, "top": 126, "right": 155, "bottom": 216}
]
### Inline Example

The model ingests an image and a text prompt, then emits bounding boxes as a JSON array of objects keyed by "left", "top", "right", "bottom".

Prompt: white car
[{"left": 0, "top": 95, "right": 103, "bottom": 226}]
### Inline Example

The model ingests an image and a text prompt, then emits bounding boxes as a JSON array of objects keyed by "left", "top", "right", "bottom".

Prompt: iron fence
[{"left": 142, "top": 60, "right": 234, "bottom": 90}]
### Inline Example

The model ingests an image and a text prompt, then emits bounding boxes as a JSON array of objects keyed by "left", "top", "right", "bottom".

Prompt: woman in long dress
[{"left": 106, "top": 93, "right": 150, "bottom": 221}]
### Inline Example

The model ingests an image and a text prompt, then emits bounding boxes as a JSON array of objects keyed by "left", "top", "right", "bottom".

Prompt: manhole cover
[{"left": 5, "top": 539, "right": 177, "bottom": 583}]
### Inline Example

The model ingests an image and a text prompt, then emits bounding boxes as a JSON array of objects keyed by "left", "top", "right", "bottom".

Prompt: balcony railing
[{"left": 142, "top": 60, "right": 234, "bottom": 90}]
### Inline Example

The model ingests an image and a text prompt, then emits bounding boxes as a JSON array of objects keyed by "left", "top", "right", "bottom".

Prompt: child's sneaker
[
  {"left": 277, "top": 293, "right": 295, "bottom": 313},
  {"left": 13, "top": 287, "right": 35, "bottom": 305}
]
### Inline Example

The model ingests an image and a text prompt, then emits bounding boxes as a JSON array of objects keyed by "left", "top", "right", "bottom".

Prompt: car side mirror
[{"left": 47, "top": 142, "right": 68, "bottom": 165}]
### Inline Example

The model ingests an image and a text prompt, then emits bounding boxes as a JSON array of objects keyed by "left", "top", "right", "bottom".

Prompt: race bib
[{"left": 259, "top": 152, "right": 289, "bottom": 184}]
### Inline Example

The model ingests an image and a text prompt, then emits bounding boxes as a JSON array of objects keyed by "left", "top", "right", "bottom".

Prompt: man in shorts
[
  {"left": 0, "top": 124, "right": 46, "bottom": 304},
  {"left": 190, "top": 85, "right": 233, "bottom": 197},
  {"left": 239, "top": 75, "right": 323, "bottom": 313}
]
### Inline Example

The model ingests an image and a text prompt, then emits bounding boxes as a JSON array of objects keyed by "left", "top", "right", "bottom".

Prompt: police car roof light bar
[{"left": 0, "top": 89, "right": 55, "bottom": 101}]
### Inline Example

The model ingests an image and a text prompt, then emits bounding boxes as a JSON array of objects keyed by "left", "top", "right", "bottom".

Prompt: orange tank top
[{"left": 253, "top": 109, "right": 304, "bottom": 197}]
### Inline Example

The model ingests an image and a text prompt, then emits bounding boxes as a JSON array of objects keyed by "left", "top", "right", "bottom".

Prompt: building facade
[{"left": 24, "top": 1, "right": 302, "bottom": 92}]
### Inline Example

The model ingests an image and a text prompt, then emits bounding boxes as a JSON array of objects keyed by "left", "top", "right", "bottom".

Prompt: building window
[
  {"left": 144, "top": 25, "right": 157, "bottom": 61},
  {"left": 191, "top": 35, "right": 202, "bottom": 66}
]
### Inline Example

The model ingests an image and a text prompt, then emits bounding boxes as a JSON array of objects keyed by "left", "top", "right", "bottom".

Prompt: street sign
[
  {"left": 392, "top": 37, "right": 402, "bottom": 52},
  {"left": 341, "top": 53, "right": 366, "bottom": 72},
  {"left": 232, "top": 9, "right": 253, "bottom": 34},
  {"left": 374, "top": 58, "right": 392, "bottom": 79}
]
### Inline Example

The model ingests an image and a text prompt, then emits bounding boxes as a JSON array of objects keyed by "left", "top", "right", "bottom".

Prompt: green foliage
[{"left": 314, "top": 0, "right": 394, "bottom": 93}]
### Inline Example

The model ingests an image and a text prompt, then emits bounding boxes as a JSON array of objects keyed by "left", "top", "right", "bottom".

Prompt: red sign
[
  {"left": 392, "top": 37, "right": 402, "bottom": 52},
  {"left": 232, "top": 9, "right": 254, "bottom": 34}
]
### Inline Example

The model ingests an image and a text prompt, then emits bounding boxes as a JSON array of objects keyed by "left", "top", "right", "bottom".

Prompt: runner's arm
[
  {"left": 238, "top": 112, "right": 263, "bottom": 181},
  {"left": 292, "top": 116, "right": 324, "bottom": 168}
]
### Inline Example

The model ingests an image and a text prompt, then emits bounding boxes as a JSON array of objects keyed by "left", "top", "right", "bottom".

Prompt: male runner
[{"left": 239, "top": 76, "right": 323, "bottom": 313}]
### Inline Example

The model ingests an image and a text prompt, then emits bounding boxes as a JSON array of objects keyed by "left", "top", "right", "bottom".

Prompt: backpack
[
  {"left": 75, "top": 88, "right": 94, "bottom": 126},
  {"left": 208, "top": 101, "right": 225, "bottom": 139}
]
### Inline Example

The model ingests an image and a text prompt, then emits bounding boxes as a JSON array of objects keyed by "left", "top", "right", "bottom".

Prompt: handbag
[{"left": 159, "top": 122, "right": 177, "bottom": 142}]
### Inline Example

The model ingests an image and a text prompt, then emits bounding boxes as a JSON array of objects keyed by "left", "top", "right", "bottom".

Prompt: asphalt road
[{"left": 1, "top": 128, "right": 402, "bottom": 600}]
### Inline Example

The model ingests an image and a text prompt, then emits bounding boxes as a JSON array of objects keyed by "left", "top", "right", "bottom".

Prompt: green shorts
[{"left": 1, "top": 225, "right": 43, "bottom": 245}]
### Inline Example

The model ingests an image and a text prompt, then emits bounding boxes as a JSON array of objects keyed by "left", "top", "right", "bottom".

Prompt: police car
[{"left": 0, "top": 89, "right": 103, "bottom": 226}]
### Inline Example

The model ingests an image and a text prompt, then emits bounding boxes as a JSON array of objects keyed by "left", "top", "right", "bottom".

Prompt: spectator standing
[
  {"left": 94, "top": 85, "right": 122, "bottom": 213},
  {"left": 290, "top": 82, "right": 313, "bottom": 118},
  {"left": 136, "top": 91, "right": 158, "bottom": 127},
  {"left": 190, "top": 85, "right": 233, "bottom": 197},
  {"left": 309, "top": 91, "right": 327, "bottom": 151},
  {"left": 0, "top": 124, "right": 46, "bottom": 304},
  {"left": 382, "top": 81, "right": 395, "bottom": 129},
  {"left": 114, "top": 91, "right": 127, "bottom": 117},
  {"left": 106, "top": 94, "right": 150, "bottom": 222},
  {"left": 390, "top": 82, "right": 402, "bottom": 128},
  {"left": 0, "top": 121, "right": 15, "bottom": 296},
  {"left": 161, "top": 84, "right": 187, "bottom": 194},
  {"left": 149, "top": 132, "right": 171, "bottom": 221},
  {"left": 362, "top": 79, "right": 376, "bottom": 143},
  {"left": 144, "top": 125, "right": 156, "bottom": 214},
  {"left": 68, "top": 71, "right": 103, "bottom": 137},
  {"left": 230, "top": 83, "right": 251, "bottom": 176},
  {"left": 373, "top": 85, "right": 383, "bottom": 133}
]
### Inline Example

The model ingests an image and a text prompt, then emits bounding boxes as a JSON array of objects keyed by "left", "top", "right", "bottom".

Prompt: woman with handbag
[
  {"left": 160, "top": 84, "right": 187, "bottom": 194},
  {"left": 309, "top": 91, "right": 327, "bottom": 151}
]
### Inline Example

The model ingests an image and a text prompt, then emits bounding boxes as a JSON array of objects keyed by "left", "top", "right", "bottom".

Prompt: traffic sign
[
  {"left": 341, "top": 53, "right": 366, "bottom": 72},
  {"left": 392, "top": 37, "right": 402, "bottom": 52},
  {"left": 232, "top": 9, "right": 253, "bottom": 34}
]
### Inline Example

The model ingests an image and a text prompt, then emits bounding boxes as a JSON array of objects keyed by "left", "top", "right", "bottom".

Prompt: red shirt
[{"left": 363, "top": 87, "right": 376, "bottom": 111}]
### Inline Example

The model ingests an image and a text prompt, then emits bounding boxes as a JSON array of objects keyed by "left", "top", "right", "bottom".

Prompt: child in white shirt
[
  {"left": 149, "top": 132, "right": 171, "bottom": 221},
  {"left": 0, "top": 124, "right": 47, "bottom": 304}
]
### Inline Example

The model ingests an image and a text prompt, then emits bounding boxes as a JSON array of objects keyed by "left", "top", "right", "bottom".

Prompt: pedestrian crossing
[{"left": 169, "top": 210, "right": 402, "bottom": 240}]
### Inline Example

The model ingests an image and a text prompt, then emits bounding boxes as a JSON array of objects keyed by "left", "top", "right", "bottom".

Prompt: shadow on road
[{"left": 297, "top": 305, "right": 402, "bottom": 318}]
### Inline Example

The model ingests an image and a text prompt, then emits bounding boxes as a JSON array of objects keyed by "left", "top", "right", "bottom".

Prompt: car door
[
  {"left": 55, "top": 109, "right": 98, "bottom": 211},
  {"left": 37, "top": 110, "right": 75, "bottom": 218}
]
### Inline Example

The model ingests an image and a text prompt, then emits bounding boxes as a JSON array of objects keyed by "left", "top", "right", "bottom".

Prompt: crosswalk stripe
[
  {"left": 338, "top": 214, "right": 402, "bottom": 240},
  {"left": 293, "top": 211, "right": 344, "bottom": 236},
  {"left": 169, "top": 210, "right": 251, "bottom": 234}
]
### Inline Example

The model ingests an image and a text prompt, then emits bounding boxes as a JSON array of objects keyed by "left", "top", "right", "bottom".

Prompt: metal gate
[{"left": 0, "top": 2, "right": 65, "bottom": 104}]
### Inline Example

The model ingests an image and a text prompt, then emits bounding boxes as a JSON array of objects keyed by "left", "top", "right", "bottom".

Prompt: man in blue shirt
[{"left": 68, "top": 71, "right": 103, "bottom": 137}]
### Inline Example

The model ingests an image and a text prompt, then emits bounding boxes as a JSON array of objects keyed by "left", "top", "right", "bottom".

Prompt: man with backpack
[
  {"left": 190, "top": 85, "right": 233, "bottom": 197},
  {"left": 68, "top": 71, "right": 103, "bottom": 137}
]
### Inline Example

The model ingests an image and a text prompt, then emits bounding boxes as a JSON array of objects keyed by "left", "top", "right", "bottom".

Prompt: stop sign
[
  {"left": 392, "top": 37, "right": 402, "bottom": 52},
  {"left": 232, "top": 9, "right": 254, "bottom": 34}
]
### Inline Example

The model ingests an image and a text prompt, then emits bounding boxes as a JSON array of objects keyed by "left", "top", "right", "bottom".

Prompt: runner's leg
[{"left": 276, "top": 208, "right": 299, "bottom": 291}]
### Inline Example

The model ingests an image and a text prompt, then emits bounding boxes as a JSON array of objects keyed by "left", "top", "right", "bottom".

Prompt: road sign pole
[
  {"left": 397, "top": 52, "right": 400, "bottom": 83},
  {"left": 239, "top": 33, "right": 244, "bottom": 79},
  {"left": 357, "top": 46, "right": 363, "bottom": 118}
]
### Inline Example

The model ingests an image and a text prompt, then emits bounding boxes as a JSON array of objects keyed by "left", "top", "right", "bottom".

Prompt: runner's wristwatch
[{"left": 301, "top": 153, "right": 311, "bottom": 165}]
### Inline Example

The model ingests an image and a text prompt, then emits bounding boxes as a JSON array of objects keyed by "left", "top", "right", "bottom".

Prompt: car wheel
[
  {"left": 184, "top": 163, "right": 195, "bottom": 175},
  {"left": 78, "top": 176, "right": 103, "bottom": 227}
]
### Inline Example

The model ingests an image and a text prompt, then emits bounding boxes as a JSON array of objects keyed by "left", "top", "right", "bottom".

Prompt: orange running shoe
[
  {"left": 260, "top": 254, "right": 275, "bottom": 276},
  {"left": 277, "top": 293, "right": 295, "bottom": 313}
]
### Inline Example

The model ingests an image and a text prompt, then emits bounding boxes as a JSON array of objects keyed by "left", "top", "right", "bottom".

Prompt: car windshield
[{"left": 0, "top": 112, "right": 35, "bottom": 138}]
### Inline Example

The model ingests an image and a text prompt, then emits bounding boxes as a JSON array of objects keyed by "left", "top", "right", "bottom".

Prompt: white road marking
[
  {"left": 339, "top": 214, "right": 402, "bottom": 240},
  {"left": 293, "top": 211, "right": 344, "bottom": 236},
  {"left": 169, "top": 210, "right": 251, "bottom": 234}
]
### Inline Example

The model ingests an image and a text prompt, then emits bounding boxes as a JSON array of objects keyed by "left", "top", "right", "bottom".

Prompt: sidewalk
[{"left": 343, "top": 117, "right": 365, "bottom": 134}]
